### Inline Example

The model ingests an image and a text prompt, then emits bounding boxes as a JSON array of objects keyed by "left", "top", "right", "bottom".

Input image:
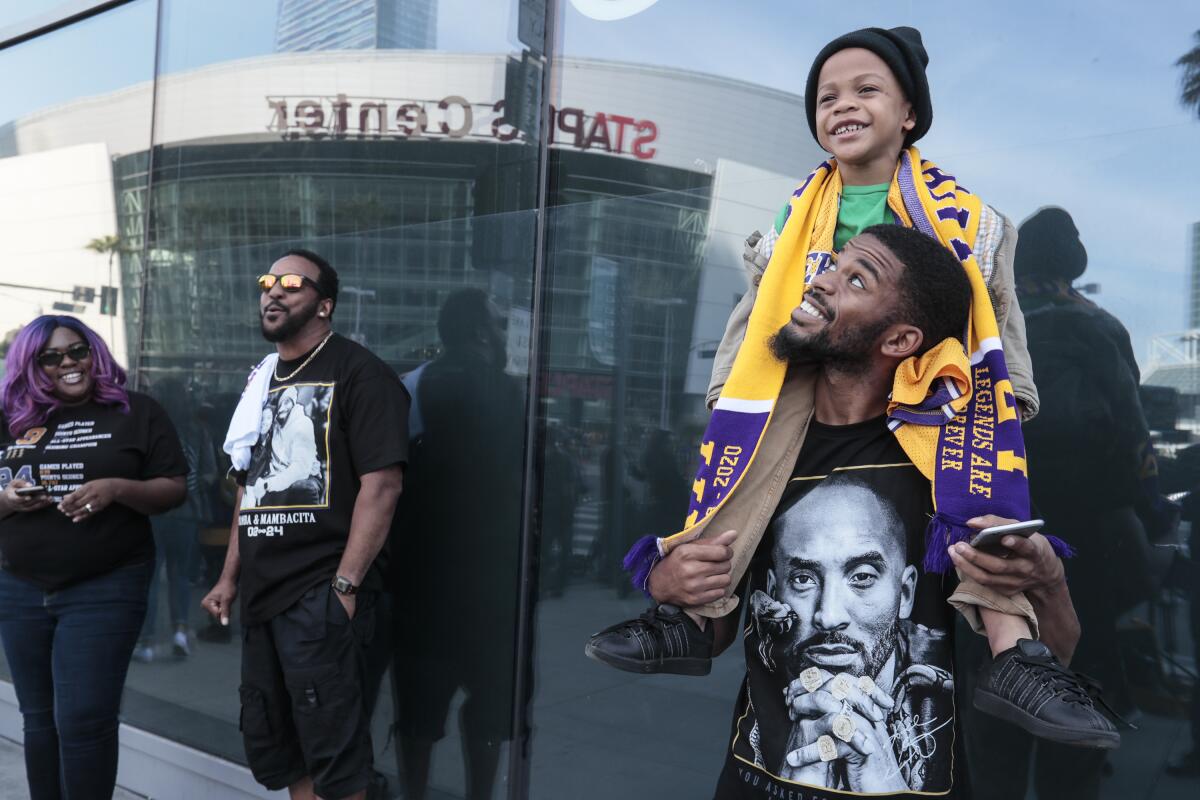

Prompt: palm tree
[
  {"left": 84, "top": 234, "right": 123, "bottom": 340},
  {"left": 85, "top": 234, "right": 122, "bottom": 267},
  {"left": 1179, "top": 30, "right": 1200, "bottom": 117}
]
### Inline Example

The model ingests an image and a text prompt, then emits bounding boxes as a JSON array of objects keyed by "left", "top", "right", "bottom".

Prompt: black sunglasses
[
  {"left": 257, "top": 273, "right": 323, "bottom": 295},
  {"left": 37, "top": 342, "right": 91, "bottom": 368}
]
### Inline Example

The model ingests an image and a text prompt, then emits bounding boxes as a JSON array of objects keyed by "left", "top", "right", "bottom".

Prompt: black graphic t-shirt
[
  {"left": 716, "top": 416, "right": 959, "bottom": 800},
  {"left": 0, "top": 393, "right": 187, "bottom": 590},
  {"left": 235, "top": 334, "right": 409, "bottom": 625}
]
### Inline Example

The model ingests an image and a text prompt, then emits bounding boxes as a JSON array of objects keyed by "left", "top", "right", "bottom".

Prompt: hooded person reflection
[
  {"left": 392, "top": 289, "right": 524, "bottom": 800},
  {"left": 960, "top": 207, "right": 1150, "bottom": 799}
]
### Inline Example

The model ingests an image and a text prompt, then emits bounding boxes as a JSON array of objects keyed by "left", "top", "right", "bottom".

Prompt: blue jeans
[{"left": 0, "top": 560, "right": 152, "bottom": 800}]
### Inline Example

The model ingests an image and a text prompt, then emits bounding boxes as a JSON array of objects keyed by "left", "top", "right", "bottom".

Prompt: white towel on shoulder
[{"left": 223, "top": 353, "right": 279, "bottom": 472}]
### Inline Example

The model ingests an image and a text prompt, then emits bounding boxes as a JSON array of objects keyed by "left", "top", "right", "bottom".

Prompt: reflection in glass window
[
  {"left": 124, "top": 2, "right": 545, "bottom": 798},
  {"left": 0, "top": 0, "right": 156, "bottom": 397}
]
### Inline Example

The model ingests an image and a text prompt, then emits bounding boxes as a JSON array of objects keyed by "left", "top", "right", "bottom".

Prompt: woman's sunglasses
[
  {"left": 257, "top": 273, "right": 323, "bottom": 294},
  {"left": 37, "top": 343, "right": 91, "bottom": 368}
]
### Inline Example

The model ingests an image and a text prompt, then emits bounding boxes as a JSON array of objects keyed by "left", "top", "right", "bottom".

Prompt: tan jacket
[
  {"left": 706, "top": 206, "right": 1039, "bottom": 420},
  {"left": 687, "top": 207, "right": 1040, "bottom": 634}
]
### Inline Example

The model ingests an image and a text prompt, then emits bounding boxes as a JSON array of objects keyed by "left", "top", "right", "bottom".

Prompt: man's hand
[
  {"left": 335, "top": 590, "right": 356, "bottom": 620},
  {"left": 647, "top": 529, "right": 736, "bottom": 607},
  {"left": 202, "top": 577, "right": 238, "bottom": 627},
  {"left": 949, "top": 515, "right": 1064, "bottom": 595}
]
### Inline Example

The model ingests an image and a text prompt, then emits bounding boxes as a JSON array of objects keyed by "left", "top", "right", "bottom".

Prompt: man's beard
[
  {"left": 768, "top": 316, "right": 893, "bottom": 375},
  {"left": 784, "top": 623, "right": 899, "bottom": 680},
  {"left": 261, "top": 297, "right": 320, "bottom": 343}
]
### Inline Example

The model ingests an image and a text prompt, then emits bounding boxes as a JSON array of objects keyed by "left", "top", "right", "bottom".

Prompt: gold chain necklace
[{"left": 274, "top": 332, "right": 334, "bottom": 382}]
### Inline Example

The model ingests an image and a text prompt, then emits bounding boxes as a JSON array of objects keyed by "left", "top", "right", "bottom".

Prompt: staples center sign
[{"left": 266, "top": 94, "right": 659, "bottom": 160}]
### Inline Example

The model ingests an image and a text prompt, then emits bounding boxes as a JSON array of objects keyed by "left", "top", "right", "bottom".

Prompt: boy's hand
[
  {"left": 648, "top": 529, "right": 736, "bottom": 607},
  {"left": 948, "top": 515, "right": 1064, "bottom": 595}
]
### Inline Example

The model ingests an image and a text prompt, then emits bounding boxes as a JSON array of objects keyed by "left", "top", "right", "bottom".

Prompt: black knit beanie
[
  {"left": 1015, "top": 207, "right": 1088, "bottom": 283},
  {"left": 805, "top": 26, "right": 932, "bottom": 148}
]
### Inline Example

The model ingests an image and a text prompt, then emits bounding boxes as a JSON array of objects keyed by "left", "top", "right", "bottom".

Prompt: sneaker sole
[
  {"left": 973, "top": 690, "right": 1121, "bottom": 749},
  {"left": 583, "top": 641, "right": 711, "bottom": 676}
]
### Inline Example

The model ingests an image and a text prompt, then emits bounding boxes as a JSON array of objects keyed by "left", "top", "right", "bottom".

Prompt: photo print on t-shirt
[
  {"left": 242, "top": 383, "right": 333, "bottom": 510},
  {"left": 732, "top": 468, "right": 955, "bottom": 797}
]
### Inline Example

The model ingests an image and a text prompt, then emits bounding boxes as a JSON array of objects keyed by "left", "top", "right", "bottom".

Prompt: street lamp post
[
  {"left": 341, "top": 285, "right": 377, "bottom": 345},
  {"left": 645, "top": 297, "right": 686, "bottom": 430}
]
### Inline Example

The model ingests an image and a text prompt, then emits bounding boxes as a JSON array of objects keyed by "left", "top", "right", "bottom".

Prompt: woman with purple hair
[{"left": 0, "top": 315, "right": 187, "bottom": 799}]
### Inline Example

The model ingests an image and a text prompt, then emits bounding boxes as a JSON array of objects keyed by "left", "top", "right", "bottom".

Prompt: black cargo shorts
[{"left": 239, "top": 583, "right": 377, "bottom": 799}]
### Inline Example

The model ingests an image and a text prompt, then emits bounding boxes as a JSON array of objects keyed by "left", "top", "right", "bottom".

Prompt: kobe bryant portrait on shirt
[{"left": 739, "top": 471, "right": 955, "bottom": 794}]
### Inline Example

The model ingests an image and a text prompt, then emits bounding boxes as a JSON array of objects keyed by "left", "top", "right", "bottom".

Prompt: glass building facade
[
  {"left": 0, "top": 1, "right": 1197, "bottom": 798},
  {"left": 275, "top": 0, "right": 437, "bottom": 52}
]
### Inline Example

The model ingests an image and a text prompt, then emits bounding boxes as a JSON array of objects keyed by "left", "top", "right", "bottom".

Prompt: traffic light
[
  {"left": 99, "top": 286, "right": 118, "bottom": 316},
  {"left": 72, "top": 286, "right": 95, "bottom": 303}
]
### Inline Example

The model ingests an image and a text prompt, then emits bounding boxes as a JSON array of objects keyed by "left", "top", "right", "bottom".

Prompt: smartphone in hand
[
  {"left": 968, "top": 519, "right": 1044, "bottom": 555},
  {"left": 14, "top": 485, "right": 48, "bottom": 497}
]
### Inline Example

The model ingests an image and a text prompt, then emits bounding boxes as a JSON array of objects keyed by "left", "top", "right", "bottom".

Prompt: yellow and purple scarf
[{"left": 625, "top": 148, "right": 1068, "bottom": 589}]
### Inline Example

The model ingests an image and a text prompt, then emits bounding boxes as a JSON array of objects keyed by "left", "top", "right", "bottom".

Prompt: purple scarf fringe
[
  {"left": 923, "top": 513, "right": 1076, "bottom": 574},
  {"left": 623, "top": 535, "right": 662, "bottom": 597}
]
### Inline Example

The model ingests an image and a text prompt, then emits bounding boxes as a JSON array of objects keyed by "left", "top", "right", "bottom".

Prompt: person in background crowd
[
  {"left": 133, "top": 377, "right": 218, "bottom": 662},
  {"left": 195, "top": 393, "right": 241, "bottom": 644},
  {"left": 202, "top": 249, "right": 408, "bottom": 800},
  {"left": 0, "top": 315, "right": 187, "bottom": 799},
  {"left": 541, "top": 424, "right": 582, "bottom": 597}
]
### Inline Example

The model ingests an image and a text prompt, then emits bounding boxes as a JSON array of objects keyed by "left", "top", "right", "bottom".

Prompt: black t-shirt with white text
[
  {"left": 0, "top": 393, "right": 187, "bottom": 590},
  {"left": 235, "top": 334, "right": 409, "bottom": 624},
  {"left": 715, "top": 417, "right": 960, "bottom": 800}
]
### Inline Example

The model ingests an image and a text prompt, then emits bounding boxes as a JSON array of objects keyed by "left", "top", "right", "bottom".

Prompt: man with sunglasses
[{"left": 202, "top": 249, "right": 409, "bottom": 800}]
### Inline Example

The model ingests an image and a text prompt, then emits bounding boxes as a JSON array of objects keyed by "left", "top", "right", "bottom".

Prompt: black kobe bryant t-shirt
[
  {"left": 235, "top": 333, "right": 409, "bottom": 625},
  {"left": 0, "top": 392, "right": 187, "bottom": 590},
  {"left": 716, "top": 417, "right": 961, "bottom": 799}
]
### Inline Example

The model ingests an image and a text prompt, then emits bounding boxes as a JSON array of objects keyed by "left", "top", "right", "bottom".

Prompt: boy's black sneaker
[
  {"left": 974, "top": 639, "right": 1120, "bottom": 749},
  {"left": 584, "top": 604, "right": 714, "bottom": 676}
]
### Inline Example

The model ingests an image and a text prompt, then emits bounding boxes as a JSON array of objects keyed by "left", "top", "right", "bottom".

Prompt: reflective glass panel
[
  {"left": 529, "top": 2, "right": 1200, "bottom": 799},
  {"left": 125, "top": 3, "right": 546, "bottom": 799}
]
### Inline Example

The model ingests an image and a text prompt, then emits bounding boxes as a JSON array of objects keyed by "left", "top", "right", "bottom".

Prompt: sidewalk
[{"left": 0, "top": 736, "right": 141, "bottom": 799}]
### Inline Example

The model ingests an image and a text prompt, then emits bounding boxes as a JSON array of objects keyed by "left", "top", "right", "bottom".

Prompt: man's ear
[
  {"left": 880, "top": 323, "right": 923, "bottom": 359},
  {"left": 902, "top": 104, "right": 916, "bottom": 134},
  {"left": 898, "top": 564, "right": 917, "bottom": 619},
  {"left": 318, "top": 298, "right": 334, "bottom": 319}
]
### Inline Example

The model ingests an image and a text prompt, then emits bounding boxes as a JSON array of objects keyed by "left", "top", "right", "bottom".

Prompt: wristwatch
[{"left": 331, "top": 575, "right": 358, "bottom": 596}]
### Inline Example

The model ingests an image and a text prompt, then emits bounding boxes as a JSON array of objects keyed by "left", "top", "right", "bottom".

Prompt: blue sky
[
  {"left": 1, "top": 0, "right": 1197, "bottom": 366},
  {"left": 556, "top": 1, "right": 1200, "bottom": 368}
]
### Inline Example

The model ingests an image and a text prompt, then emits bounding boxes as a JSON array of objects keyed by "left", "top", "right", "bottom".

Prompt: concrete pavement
[{"left": 0, "top": 736, "right": 141, "bottom": 799}]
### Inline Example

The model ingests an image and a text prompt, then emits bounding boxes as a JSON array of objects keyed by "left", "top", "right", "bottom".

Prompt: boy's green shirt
[{"left": 772, "top": 182, "right": 892, "bottom": 252}]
